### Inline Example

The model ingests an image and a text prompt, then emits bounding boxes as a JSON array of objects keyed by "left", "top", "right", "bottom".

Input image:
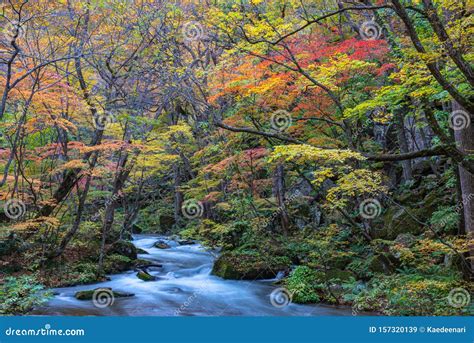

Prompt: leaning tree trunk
[
  {"left": 452, "top": 101, "right": 474, "bottom": 279},
  {"left": 98, "top": 153, "right": 130, "bottom": 271}
]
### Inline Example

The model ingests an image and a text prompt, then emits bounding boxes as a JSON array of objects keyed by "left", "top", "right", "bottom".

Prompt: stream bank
[{"left": 33, "top": 235, "right": 354, "bottom": 316}]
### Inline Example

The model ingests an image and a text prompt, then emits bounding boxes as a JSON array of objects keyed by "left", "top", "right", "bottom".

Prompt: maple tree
[{"left": 0, "top": 0, "right": 472, "bottom": 316}]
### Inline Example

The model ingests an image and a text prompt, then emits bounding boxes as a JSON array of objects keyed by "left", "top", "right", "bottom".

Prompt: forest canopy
[{"left": 0, "top": 0, "right": 473, "bottom": 316}]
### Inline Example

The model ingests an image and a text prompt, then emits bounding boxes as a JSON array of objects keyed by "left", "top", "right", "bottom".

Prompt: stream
[{"left": 33, "top": 235, "right": 354, "bottom": 316}]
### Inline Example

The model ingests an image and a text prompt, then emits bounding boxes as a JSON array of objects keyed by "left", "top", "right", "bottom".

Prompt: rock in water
[
  {"left": 136, "top": 247, "right": 149, "bottom": 254},
  {"left": 153, "top": 240, "right": 171, "bottom": 249},
  {"left": 75, "top": 287, "right": 134, "bottom": 300},
  {"left": 136, "top": 271, "right": 156, "bottom": 281}
]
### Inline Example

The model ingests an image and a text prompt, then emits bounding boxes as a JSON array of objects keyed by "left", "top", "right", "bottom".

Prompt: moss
[
  {"left": 108, "top": 240, "right": 137, "bottom": 260},
  {"left": 136, "top": 271, "right": 156, "bottom": 281},
  {"left": 103, "top": 254, "right": 133, "bottom": 274},
  {"left": 75, "top": 287, "right": 134, "bottom": 300},
  {"left": 212, "top": 251, "right": 291, "bottom": 280},
  {"left": 352, "top": 274, "right": 471, "bottom": 316},
  {"left": 136, "top": 248, "right": 149, "bottom": 254},
  {"left": 366, "top": 254, "right": 395, "bottom": 275}
]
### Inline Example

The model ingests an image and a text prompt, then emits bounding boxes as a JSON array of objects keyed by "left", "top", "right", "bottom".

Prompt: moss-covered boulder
[
  {"left": 212, "top": 251, "right": 291, "bottom": 280},
  {"left": 159, "top": 215, "right": 175, "bottom": 232},
  {"left": 378, "top": 207, "right": 423, "bottom": 239},
  {"left": 154, "top": 241, "right": 171, "bottom": 249},
  {"left": 136, "top": 271, "right": 156, "bottom": 281},
  {"left": 103, "top": 254, "right": 134, "bottom": 274},
  {"left": 108, "top": 240, "right": 137, "bottom": 260},
  {"left": 394, "top": 233, "right": 417, "bottom": 248},
  {"left": 367, "top": 254, "right": 395, "bottom": 274},
  {"left": 376, "top": 176, "right": 453, "bottom": 239},
  {"left": 75, "top": 287, "right": 134, "bottom": 300}
]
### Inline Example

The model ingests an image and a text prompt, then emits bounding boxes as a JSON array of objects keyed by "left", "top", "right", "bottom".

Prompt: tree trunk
[
  {"left": 273, "top": 164, "right": 289, "bottom": 235},
  {"left": 452, "top": 101, "right": 474, "bottom": 278},
  {"left": 173, "top": 164, "right": 183, "bottom": 223},
  {"left": 98, "top": 153, "right": 131, "bottom": 271},
  {"left": 395, "top": 110, "right": 413, "bottom": 182}
]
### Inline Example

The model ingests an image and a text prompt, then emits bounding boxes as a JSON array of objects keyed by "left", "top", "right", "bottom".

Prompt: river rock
[
  {"left": 108, "top": 240, "right": 137, "bottom": 260},
  {"left": 75, "top": 287, "right": 134, "bottom": 300},
  {"left": 212, "top": 252, "right": 291, "bottom": 280},
  {"left": 154, "top": 240, "right": 171, "bottom": 249},
  {"left": 136, "top": 271, "right": 156, "bottom": 281},
  {"left": 104, "top": 254, "right": 134, "bottom": 274},
  {"left": 136, "top": 248, "right": 149, "bottom": 254},
  {"left": 177, "top": 239, "right": 195, "bottom": 245}
]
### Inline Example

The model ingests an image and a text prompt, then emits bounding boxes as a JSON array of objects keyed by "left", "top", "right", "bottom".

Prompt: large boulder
[
  {"left": 212, "top": 251, "right": 291, "bottom": 280},
  {"left": 103, "top": 254, "right": 134, "bottom": 274},
  {"left": 159, "top": 215, "right": 175, "bottom": 232},
  {"left": 108, "top": 240, "right": 137, "bottom": 260},
  {"left": 376, "top": 176, "right": 453, "bottom": 239}
]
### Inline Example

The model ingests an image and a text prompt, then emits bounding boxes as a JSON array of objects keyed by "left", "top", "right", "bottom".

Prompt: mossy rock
[
  {"left": 136, "top": 248, "right": 149, "bottom": 254},
  {"left": 136, "top": 271, "right": 156, "bottom": 281},
  {"left": 154, "top": 241, "right": 171, "bottom": 249},
  {"left": 159, "top": 215, "right": 176, "bottom": 232},
  {"left": 378, "top": 207, "right": 424, "bottom": 239},
  {"left": 75, "top": 287, "right": 134, "bottom": 300},
  {"left": 377, "top": 178, "right": 452, "bottom": 239},
  {"left": 367, "top": 254, "right": 395, "bottom": 274},
  {"left": 212, "top": 251, "right": 291, "bottom": 280},
  {"left": 106, "top": 230, "right": 132, "bottom": 244},
  {"left": 103, "top": 254, "right": 133, "bottom": 274},
  {"left": 134, "top": 258, "right": 153, "bottom": 266},
  {"left": 394, "top": 233, "right": 417, "bottom": 248},
  {"left": 108, "top": 240, "right": 137, "bottom": 260}
]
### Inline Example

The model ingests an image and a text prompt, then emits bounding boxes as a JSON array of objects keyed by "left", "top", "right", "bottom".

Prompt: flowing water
[{"left": 33, "top": 235, "right": 354, "bottom": 316}]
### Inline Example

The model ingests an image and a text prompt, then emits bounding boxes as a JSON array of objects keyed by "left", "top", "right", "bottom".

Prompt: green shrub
[
  {"left": 0, "top": 276, "right": 51, "bottom": 315},
  {"left": 286, "top": 266, "right": 321, "bottom": 303}
]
